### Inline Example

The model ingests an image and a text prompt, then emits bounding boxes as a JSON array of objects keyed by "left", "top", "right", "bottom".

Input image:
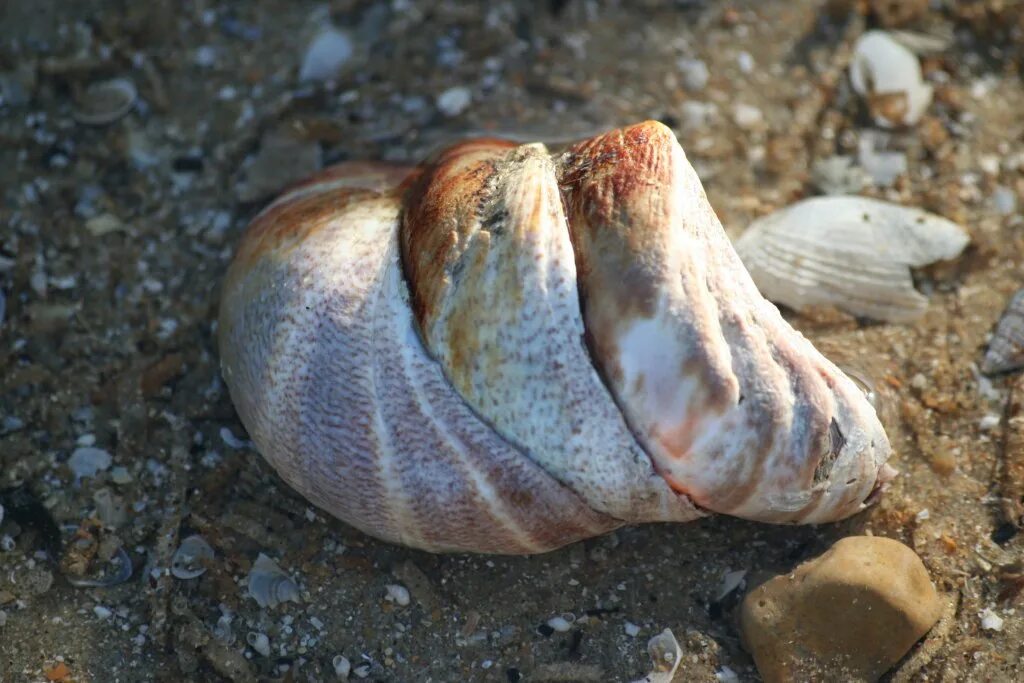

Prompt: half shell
[{"left": 735, "top": 195, "right": 969, "bottom": 323}]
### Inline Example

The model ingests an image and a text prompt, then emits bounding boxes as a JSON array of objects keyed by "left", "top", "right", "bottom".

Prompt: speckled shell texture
[{"left": 218, "top": 121, "right": 893, "bottom": 554}]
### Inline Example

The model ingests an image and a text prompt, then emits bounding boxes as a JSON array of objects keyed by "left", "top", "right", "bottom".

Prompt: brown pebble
[
  {"left": 869, "top": 0, "right": 928, "bottom": 27},
  {"left": 740, "top": 536, "right": 943, "bottom": 683}
]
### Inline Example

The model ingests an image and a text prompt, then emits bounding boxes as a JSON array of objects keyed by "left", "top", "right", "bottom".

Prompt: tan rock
[{"left": 739, "top": 536, "right": 943, "bottom": 683}]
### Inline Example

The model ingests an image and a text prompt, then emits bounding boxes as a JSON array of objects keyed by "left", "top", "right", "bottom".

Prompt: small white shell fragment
[
  {"left": 171, "top": 535, "right": 215, "bottom": 579},
  {"left": 715, "top": 666, "right": 740, "bottom": 683},
  {"left": 850, "top": 30, "right": 933, "bottom": 127},
  {"left": 811, "top": 156, "right": 869, "bottom": 195},
  {"left": 298, "top": 27, "right": 353, "bottom": 82},
  {"left": 717, "top": 569, "right": 748, "bottom": 600},
  {"left": 384, "top": 583, "right": 410, "bottom": 607},
  {"left": 981, "top": 289, "right": 1024, "bottom": 375},
  {"left": 979, "top": 607, "right": 1004, "bottom": 632},
  {"left": 735, "top": 196, "right": 970, "bottom": 322},
  {"left": 68, "top": 447, "right": 112, "bottom": 479},
  {"left": 247, "top": 553, "right": 301, "bottom": 608},
  {"left": 333, "top": 654, "right": 351, "bottom": 678},
  {"left": 632, "top": 628, "right": 683, "bottom": 683},
  {"left": 93, "top": 605, "right": 112, "bottom": 619},
  {"left": 546, "top": 614, "right": 575, "bottom": 632},
  {"left": 624, "top": 621, "right": 641, "bottom": 637},
  {"left": 436, "top": 86, "right": 472, "bottom": 117},
  {"left": 247, "top": 631, "right": 271, "bottom": 656},
  {"left": 72, "top": 78, "right": 138, "bottom": 126},
  {"left": 858, "top": 134, "right": 907, "bottom": 187},
  {"left": 219, "top": 426, "right": 248, "bottom": 450}
]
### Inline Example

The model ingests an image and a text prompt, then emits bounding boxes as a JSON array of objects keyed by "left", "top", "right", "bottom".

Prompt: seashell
[
  {"left": 632, "top": 628, "right": 683, "bottom": 683},
  {"left": 246, "top": 631, "right": 271, "bottom": 657},
  {"left": 218, "top": 121, "right": 895, "bottom": 554},
  {"left": 850, "top": 30, "right": 933, "bottom": 128},
  {"left": 981, "top": 289, "right": 1024, "bottom": 375},
  {"left": 170, "top": 534, "right": 215, "bottom": 580},
  {"left": 735, "top": 195, "right": 969, "bottom": 323},
  {"left": 72, "top": 78, "right": 137, "bottom": 126},
  {"left": 246, "top": 553, "right": 300, "bottom": 608}
]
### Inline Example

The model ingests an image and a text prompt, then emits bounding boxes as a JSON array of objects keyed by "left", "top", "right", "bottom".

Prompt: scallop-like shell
[
  {"left": 247, "top": 553, "right": 300, "bottom": 608},
  {"left": 219, "top": 122, "right": 894, "bottom": 554},
  {"left": 735, "top": 195, "right": 969, "bottom": 323},
  {"left": 170, "top": 534, "right": 215, "bottom": 580},
  {"left": 981, "top": 289, "right": 1024, "bottom": 375},
  {"left": 850, "top": 30, "right": 933, "bottom": 127}
]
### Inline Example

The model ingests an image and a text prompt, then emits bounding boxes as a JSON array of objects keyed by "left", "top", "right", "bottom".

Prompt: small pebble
[
  {"left": 546, "top": 614, "right": 574, "bottom": 633},
  {"left": 732, "top": 103, "right": 762, "bottom": 130},
  {"left": 740, "top": 536, "right": 942, "bottom": 682},
  {"left": 299, "top": 28, "right": 353, "bottom": 82},
  {"left": 68, "top": 447, "right": 112, "bottom": 479},
  {"left": 677, "top": 57, "right": 709, "bottom": 91},
  {"left": 110, "top": 466, "right": 133, "bottom": 484},
  {"left": 93, "top": 605, "right": 112, "bottom": 619},
  {"left": 624, "top": 621, "right": 640, "bottom": 637},
  {"left": 991, "top": 186, "right": 1017, "bottom": 216},
  {"left": 737, "top": 51, "right": 754, "bottom": 74},
  {"left": 436, "top": 87, "right": 472, "bottom": 117}
]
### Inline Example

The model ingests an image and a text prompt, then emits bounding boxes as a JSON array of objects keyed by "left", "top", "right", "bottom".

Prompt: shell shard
[
  {"left": 171, "top": 535, "right": 215, "bottom": 580},
  {"left": 247, "top": 553, "right": 300, "bottom": 608},
  {"left": 735, "top": 195, "right": 969, "bottom": 323},
  {"left": 850, "top": 30, "right": 933, "bottom": 128},
  {"left": 981, "top": 289, "right": 1024, "bottom": 376},
  {"left": 219, "top": 121, "right": 894, "bottom": 554}
]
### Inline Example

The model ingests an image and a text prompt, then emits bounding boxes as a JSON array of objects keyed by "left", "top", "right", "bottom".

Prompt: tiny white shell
[
  {"left": 170, "top": 534, "right": 215, "bottom": 580},
  {"left": 333, "top": 654, "right": 352, "bottom": 678},
  {"left": 384, "top": 583, "right": 410, "bottom": 607},
  {"left": 72, "top": 78, "right": 137, "bottom": 126},
  {"left": 981, "top": 289, "right": 1024, "bottom": 375},
  {"left": 246, "top": 631, "right": 271, "bottom": 657},
  {"left": 632, "top": 628, "right": 683, "bottom": 683},
  {"left": 247, "top": 553, "right": 300, "bottom": 608},
  {"left": 736, "top": 195, "right": 969, "bottom": 322},
  {"left": 850, "top": 30, "right": 933, "bottom": 127}
]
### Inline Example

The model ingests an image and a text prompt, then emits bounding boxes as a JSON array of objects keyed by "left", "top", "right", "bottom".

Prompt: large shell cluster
[{"left": 218, "top": 121, "right": 894, "bottom": 554}]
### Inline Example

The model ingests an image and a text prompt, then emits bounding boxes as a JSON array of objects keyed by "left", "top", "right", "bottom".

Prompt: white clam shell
[
  {"left": 981, "top": 289, "right": 1024, "bottom": 375},
  {"left": 170, "top": 534, "right": 215, "bottom": 580},
  {"left": 247, "top": 553, "right": 300, "bottom": 608},
  {"left": 219, "top": 122, "right": 895, "bottom": 554},
  {"left": 735, "top": 195, "right": 969, "bottom": 323},
  {"left": 850, "top": 30, "right": 933, "bottom": 127}
]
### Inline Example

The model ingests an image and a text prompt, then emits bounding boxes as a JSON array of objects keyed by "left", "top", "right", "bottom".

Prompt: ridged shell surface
[{"left": 219, "top": 122, "right": 894, "bottom": 554}]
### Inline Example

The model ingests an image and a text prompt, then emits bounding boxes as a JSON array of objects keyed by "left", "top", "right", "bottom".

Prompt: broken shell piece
[
  {"left": 247, "top": 553, "right": 300, "bottom": 608},
  {"left": 171, "top": 535, "right": 215, "bottom": 580},
  {"left": 850, "top": 31, "right": 933, "bottom": 127},
  {"left": 735, "top": 196, "right": 969, "bottom": 323},
  {"left": 72, "top": 78, "right": 137, "bottom": 126},
  {"left": 811, "top": 156, "right": 869, "bottom": 195},
  {"left": 632, "top": 628, "right": 683, "bottom": 683},
  {"left": 981, "top": 289, "right": 1024, "bottom": 375}
]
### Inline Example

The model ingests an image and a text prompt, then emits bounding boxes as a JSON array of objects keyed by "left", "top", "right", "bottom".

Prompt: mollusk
[{"left": 218, "top": 121, "right": 894, "bottom": 554}]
